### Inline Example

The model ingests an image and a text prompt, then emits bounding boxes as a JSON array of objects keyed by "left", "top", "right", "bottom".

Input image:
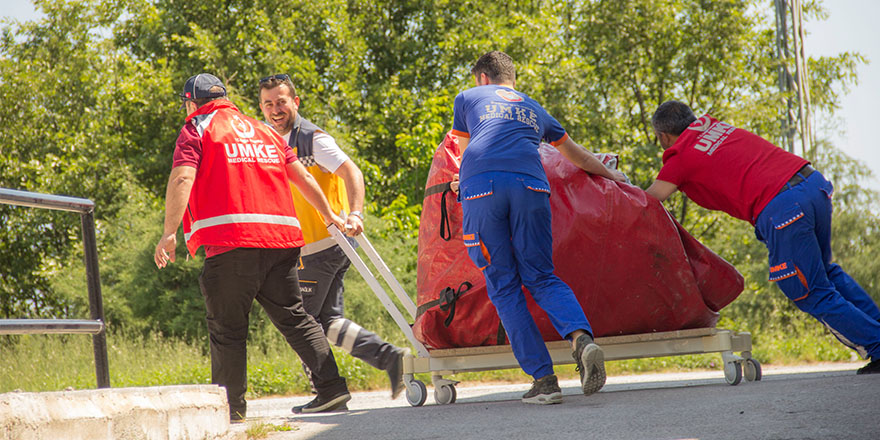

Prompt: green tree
[
  {"left": 2, "top": 0, "right": 877, "bottom": 348},
  {"left": 0, "top": 0, "right": 149, "bottom": 317}
]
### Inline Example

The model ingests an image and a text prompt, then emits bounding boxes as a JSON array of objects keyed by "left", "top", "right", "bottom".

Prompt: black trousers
[{"left": 198, "top": 247, "right": 347, "bottom": 417}]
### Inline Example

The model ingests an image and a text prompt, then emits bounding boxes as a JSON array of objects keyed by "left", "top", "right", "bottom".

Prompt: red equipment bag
[{"left": 413, "top": 132, "right": 744, "bottom": 350}]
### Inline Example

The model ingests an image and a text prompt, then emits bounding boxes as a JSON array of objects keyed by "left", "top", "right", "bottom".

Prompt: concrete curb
[{"left": 0, "top": 384, "right": 244, "bottom": 440}]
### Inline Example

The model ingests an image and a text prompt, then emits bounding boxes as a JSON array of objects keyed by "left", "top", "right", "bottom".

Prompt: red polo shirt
[{"left": 656, "top": 115, "right": 808, "bottom": 224}]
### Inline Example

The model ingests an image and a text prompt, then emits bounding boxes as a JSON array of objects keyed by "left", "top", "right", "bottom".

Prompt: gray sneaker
[
  {"left": 573, "top": 333, "right": 606, "bottom": 396},
  {"left": 521, "top": 374, "right": 563, "bottom": 404}
]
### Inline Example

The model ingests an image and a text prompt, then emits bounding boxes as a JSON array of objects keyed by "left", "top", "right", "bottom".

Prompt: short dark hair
[
  {"left": 192, "top": 86, "right": 227, "bottom": 108},
  {"left": 652, "top": 101, "right": 697, "bottom": 135},
  {"left": 259, "top": 76, "right": 298, "bottom": 99},
  {"left": 471, "top": 51, "right": 516, "bottom": 84}
]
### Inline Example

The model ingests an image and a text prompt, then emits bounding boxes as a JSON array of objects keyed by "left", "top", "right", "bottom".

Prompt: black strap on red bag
[
  {"left": 414, "top": 280, "right": 508, "bottom": 345},
  {"left": 415, "top": 281, "right": 472, "bottom": 327},
  {"left": 424, "top": 181, "right": 453, "bottom": 241},
  {"left": 438, "top": 281, "right": 472, "bottom": 327}
]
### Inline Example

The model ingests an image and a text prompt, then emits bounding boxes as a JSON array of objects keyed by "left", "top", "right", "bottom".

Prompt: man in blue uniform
[{"left": 451, "top": 51, "right": 627, "bottom": 404}]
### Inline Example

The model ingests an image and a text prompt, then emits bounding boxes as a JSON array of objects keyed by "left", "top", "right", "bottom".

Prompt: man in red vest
[
  {"left": 154, "top": 73, "right": 352, "bottom": 420},
  {"left": 646, "top": 100, "right": 880, "bottom": 375}
]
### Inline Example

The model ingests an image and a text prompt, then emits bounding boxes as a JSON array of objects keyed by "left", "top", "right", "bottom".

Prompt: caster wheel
[
  {"left": 406, "top": 380, "right": 427, "bottom": 407},
  {"left": 434, "top": 383, "right": 457, "bottom": 405},
  {"left": 744, "top": 358, "right": 762, "bottom": 382},
  {"left": 724, "top": 361, "right": 743, "bottom": 386}
]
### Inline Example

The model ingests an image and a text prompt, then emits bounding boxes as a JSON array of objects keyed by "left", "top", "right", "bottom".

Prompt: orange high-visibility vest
[{"left": 182, "top": 100, "right": 304, "bottom": 256}]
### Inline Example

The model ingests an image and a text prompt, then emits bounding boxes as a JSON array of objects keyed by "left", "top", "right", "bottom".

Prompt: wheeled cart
[{"left": 329, "top": 227, "right": 762, "bottom": 407}]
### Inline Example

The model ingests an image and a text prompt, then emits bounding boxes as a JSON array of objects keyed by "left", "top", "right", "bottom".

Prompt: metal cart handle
[{"left": 327, "top": 225, "right": 430, "bottom": 357}]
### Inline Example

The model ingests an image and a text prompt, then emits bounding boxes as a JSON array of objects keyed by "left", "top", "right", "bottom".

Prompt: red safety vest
[{"left": 182, "top": 100, "right": 304, "bottom": 256}]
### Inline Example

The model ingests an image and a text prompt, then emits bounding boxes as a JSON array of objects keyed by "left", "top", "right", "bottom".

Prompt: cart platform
[{"left": 329, "top": 227, "right": 761, "bottom": 407}]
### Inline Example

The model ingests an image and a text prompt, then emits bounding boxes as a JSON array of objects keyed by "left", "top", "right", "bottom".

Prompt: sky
[
  {"left": 2, "top": 1, "right": 878, "bottom": 189},
  {"left": 804, "top": 0, "right": 880, "bottom": 190}
]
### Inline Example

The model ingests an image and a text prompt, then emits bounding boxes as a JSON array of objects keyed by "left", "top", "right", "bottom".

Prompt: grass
[
  {"left": 245, "top": 421, "right": 296, "bottom": 440},
  {"left": 0, "top": 323, "right": 863, "bottom": 396},
  {"left": 0, "top": 333, "right": 210, "bottom": 392}
]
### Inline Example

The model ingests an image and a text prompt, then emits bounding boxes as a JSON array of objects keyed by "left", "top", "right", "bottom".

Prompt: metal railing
[{"left": 0, "top": 187, "right": 110, "bottom": 388}]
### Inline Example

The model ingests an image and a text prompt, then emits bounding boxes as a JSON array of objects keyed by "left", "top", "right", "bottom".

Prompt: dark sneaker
[
  {"left": 521, "top": 374, "right": 563, "bottom": 404},
  {"left": 291, "top": 390, "right": 351, "bottom": 414},
  {"left": 573, "top": 333, "right": 606, "bottom": 396},
  {"left": 857, "top": 358, "right": 880, "bottom": 375},
  {"left": 387, "top": 348, "right": 409, "bottom": 399}
]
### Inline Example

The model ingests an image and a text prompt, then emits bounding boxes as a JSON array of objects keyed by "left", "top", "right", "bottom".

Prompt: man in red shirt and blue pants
[
  {"left": 451, "top": 51, "right": 628, "bottom": 404},
  {"left": 646, "top": 100, "right": 880, "bottom": 375}
]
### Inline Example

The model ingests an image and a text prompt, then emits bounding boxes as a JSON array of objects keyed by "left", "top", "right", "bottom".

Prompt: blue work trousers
[
  {"left": 755, "top": 170, "right": 880, "bottom": 361},
  {"left": 460, "top": 171, "right": 592, "bottom": 380}
]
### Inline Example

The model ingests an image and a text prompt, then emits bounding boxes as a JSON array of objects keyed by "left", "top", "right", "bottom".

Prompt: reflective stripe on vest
[{"left": 184, "top": 213, "right": 302, "bottom": 242}]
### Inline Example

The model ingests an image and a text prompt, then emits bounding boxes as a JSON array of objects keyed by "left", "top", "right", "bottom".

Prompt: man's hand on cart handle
[
  {"left": 344, "top": 211, "right": 364, "bottom": 236},
  {"left": 325, "top": 213, "right": 345, "bottom": 232},
  {"left": 450, "top": 173, "right": 460, "bottom": 194}
]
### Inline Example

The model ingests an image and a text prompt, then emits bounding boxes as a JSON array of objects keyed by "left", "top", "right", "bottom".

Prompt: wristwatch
[{"left": 348, "top": 211, "right": 364, "bottom": 221}]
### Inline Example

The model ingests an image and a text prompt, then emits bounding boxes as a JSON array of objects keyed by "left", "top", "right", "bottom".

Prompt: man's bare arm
[
  {"left": 155, "top": 165, "right": 196, "bottom": 268},
  {"left": 555, "top": 136, "right": 627, "bottom": 182},
  {"left": 333, "top": 159, "right": 365, "bottom": 235},
  {"left": 450, "top": 135, "right": 469, "bottom": 193},
  {"left": 645, "top": 180, "right": 678, "bottom": 202},
  {"left": 457, "top": 136, "right": 469, "bottom": 153}
]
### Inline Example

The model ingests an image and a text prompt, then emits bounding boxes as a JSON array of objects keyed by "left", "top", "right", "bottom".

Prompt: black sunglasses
[{"left": 259, "top": 74, "right": 291, "bottom": 84}]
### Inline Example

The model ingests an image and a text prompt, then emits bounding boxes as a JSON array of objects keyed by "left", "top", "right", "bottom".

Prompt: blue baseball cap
[{"left": 179, "top": 73, "right": 227, "bottom": 100}]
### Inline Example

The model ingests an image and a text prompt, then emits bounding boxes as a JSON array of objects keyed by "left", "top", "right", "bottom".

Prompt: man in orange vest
[{"left": 154, "top": 73, "right": 352, "bottom": 420}]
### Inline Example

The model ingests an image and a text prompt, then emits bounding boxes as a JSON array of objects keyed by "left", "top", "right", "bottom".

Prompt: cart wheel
[
  {"left": 406, "top": 380, "right": 427, "bottom": 407},
  {"left": 724, "top": 361, "right": 743, "bottom": 386},
  {"left": 743, "top": 358, "right": 762, "bottom": 382},
  {"left": 434, "top": 383, "right": 457, "bottom": 405}
]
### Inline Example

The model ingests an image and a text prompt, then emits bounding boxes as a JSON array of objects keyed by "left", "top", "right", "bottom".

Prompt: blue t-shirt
[{"left": 452, "top": 85, "right": 568, "bottom": 183}]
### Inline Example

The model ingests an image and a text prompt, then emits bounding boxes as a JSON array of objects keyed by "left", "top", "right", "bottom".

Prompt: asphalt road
[{"left": 237, "top": 362, "right": 879, "bottom": 440}]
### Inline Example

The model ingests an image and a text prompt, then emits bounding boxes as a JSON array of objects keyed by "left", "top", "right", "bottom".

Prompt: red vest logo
[
  {"left": 687, "top": 115, "right": 712, "bottom": 132},
  {"left": 230, "top": 114, "right": 255, "bottom": 138},
  {"left": 495, "top": 89, "right": 523, "bottom": 102}
]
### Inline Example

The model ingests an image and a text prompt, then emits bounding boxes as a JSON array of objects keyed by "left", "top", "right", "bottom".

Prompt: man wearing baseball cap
[{"left": 155, "top": 73, "right": 352, "bottom": 420}]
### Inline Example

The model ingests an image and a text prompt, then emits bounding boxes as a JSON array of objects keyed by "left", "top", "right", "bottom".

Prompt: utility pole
[{"left": 774, "top": 0, "right": 813, "bottom": 158}]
